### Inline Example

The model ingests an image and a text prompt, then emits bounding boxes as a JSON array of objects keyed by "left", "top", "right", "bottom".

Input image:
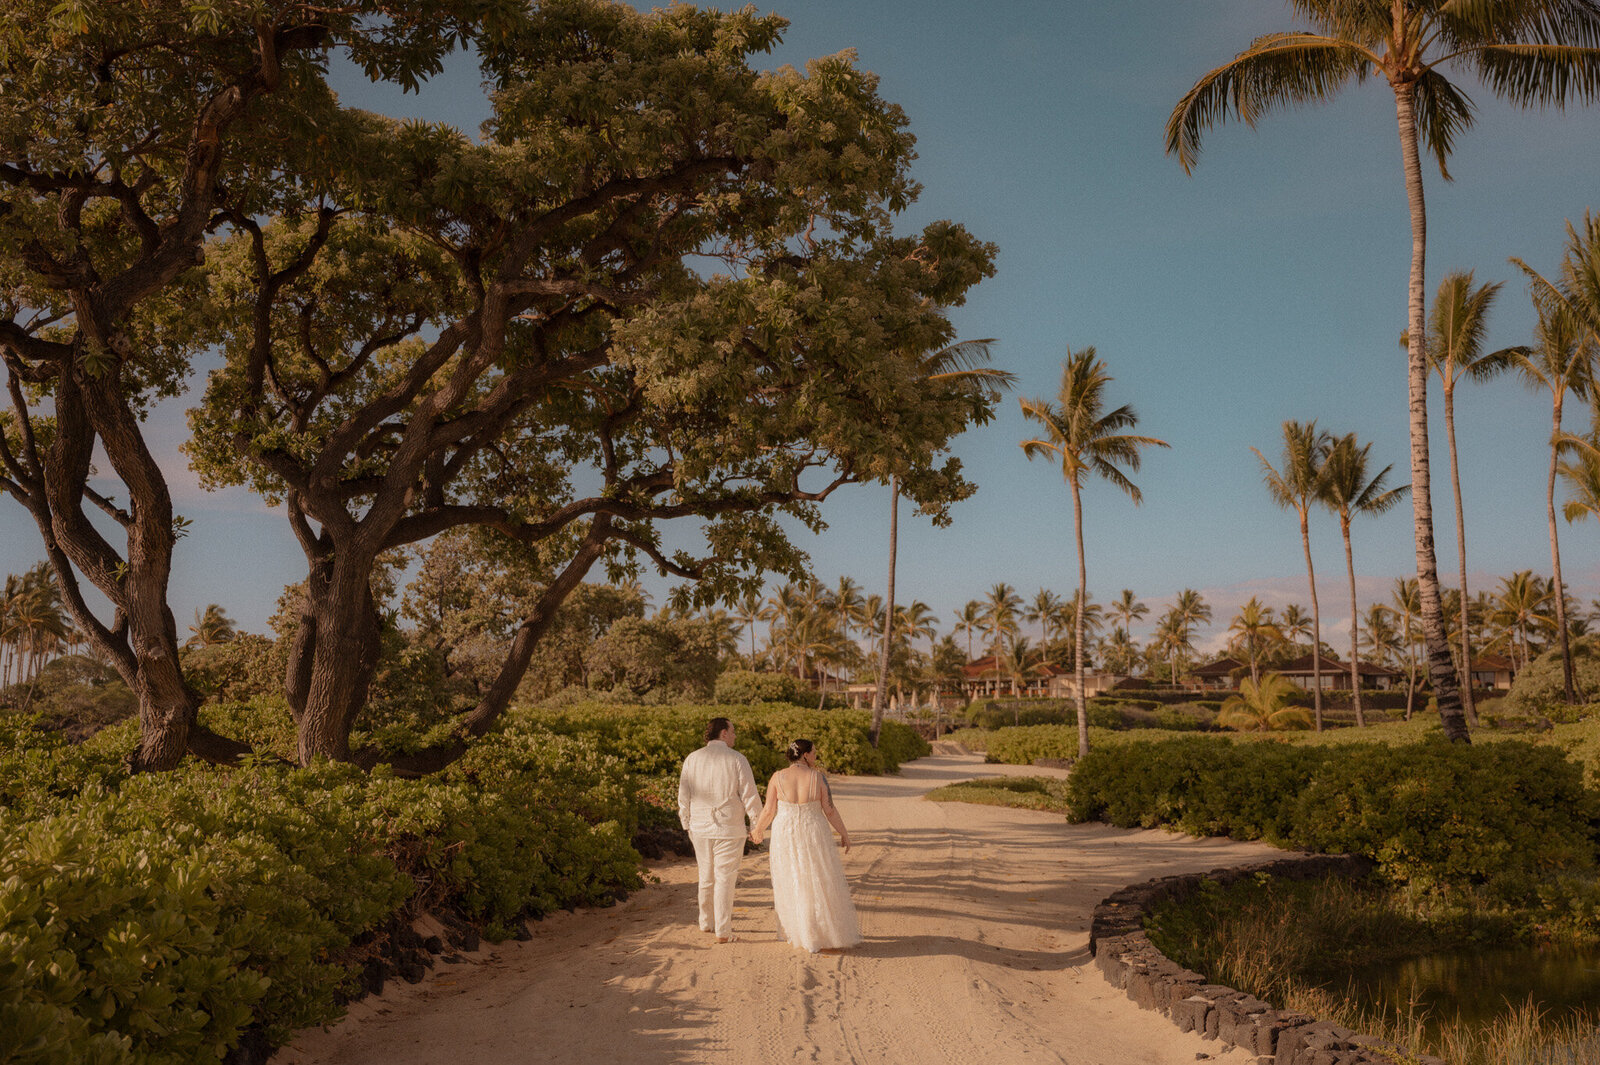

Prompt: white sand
[{"left": 278, "top": 744, "right": 1284, "bottom": 1065}]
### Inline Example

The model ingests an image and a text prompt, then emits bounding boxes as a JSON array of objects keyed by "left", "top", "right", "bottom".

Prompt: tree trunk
[
  {"left": 870, "top": 477, "right": 897, "bottom": 747},
  {"left": 292, "top": 558, "right": 385, "bottom": 765},
  {"left": 1071, "top": 479, "right": 1089, "bottom": 758},
  {"left": 1547, "top": 397, "right": 1577, "bottom": 702},
  {"left": 1300, "top": 507, "right": 1325, "bottom": 730},
  {"left": 1442, "top": 390, "right": 1480, "bottom": 725},
  {"left": 1341, "top": 515, "right": 1365, "bottom": 727},
  {"left": 1393, "top": 80, "right": 1468, "bottom": 743}
]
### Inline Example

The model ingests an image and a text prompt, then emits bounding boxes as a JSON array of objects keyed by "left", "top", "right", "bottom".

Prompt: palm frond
[
  {"left": 1470, "top": 40, "right": 1600, "bottom": 105},
  {"left": 1166, "top": 34, "right": 1373, "bottom": 172},
  {"left": 1413, "top": 69, "right": 1477, "bottom": 178}
]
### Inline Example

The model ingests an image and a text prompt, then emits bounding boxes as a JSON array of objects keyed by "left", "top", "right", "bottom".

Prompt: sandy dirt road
[{"left": 280, "top": 745, "right": 1285, "bottom": 1065}]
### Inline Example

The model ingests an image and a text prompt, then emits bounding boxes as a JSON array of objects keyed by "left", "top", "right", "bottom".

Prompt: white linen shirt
[{"left": 678, "top": 739, "right": 762, "bottom": 839}]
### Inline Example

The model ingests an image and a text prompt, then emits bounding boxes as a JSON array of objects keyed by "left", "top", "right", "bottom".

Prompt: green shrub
[
  {"left": 712, "top": 670, "right": 815, "bottom": 707},
  {"left": 1503, "top": 637, "right": 1600, "bottom": 720},
  {"left": 980, "top": 724, "right": 1084, "bottom": 766},
  {"left": 1066, "top": 734, "right": 1600, "bottom": 898}
]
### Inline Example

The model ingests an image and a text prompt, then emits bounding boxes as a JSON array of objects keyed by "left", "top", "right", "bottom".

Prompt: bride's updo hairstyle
[{"left": 785, "top": 738, "right": 815, "bottom": 763}]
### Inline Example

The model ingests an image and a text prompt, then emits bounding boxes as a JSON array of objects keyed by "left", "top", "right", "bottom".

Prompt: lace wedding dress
[{"left": 768, "top": 799, "right": 861, "bottom": 952}]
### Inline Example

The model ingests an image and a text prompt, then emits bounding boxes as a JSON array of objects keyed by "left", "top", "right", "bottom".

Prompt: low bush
[
  {"left": 1503, "top": 637, "right": 1600, "bottom": 721},
  {"left": 1065, "top": 735, "right": 1600, "bottom": 899},
  {"left": 712, "top": 670, "right": 815, "bottom": 707}
]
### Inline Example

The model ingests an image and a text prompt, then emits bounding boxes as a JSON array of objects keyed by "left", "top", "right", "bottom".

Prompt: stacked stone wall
[{"left": 1089, "top": 853, "right": 1447, "bottom": 1065}]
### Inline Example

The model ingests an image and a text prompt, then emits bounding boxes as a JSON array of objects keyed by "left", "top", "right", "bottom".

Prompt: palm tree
[
  {"left": 1494, "top": 287, "right": 1592, "bottom": 701},
  {"left": 186, "top": 603, "right": 238, "bottom": 649},
  {"left": 1280, "top": 603, "right": 1312, "bottom": 647},
  {"left": 1057, "top": 589, "right": 1104, "bottom": 668},
  {"left": 1320, "top": 433, "right": 1409, "bottom": 726},
  {"left": 1391, "top": 577, "right": 1424, "bottom": 719},
  {"left": 1362, "top": 603, "right": 1403, "bottom": 669},
  {"left": 1218, "top": 673, "right": 1313, "bottom": 733},
  {"left": 1490, "top": 570, "right": 1556, "bottom": 670},
  {"left": 1026, "top": 588, "right": 1064, "bottom": 645},
  {"left": 1109, "top": 589, "right": 1149, "bottom": 635},
  {"left": 1227, "top": 596, "right": 1283, "bottom": 688},
  {"left": 982, "top": 581, "right": 1024, "bottom": 692},
  {"left": 1410, "top": 270, "right": 1506, "bottom": 723},
  {"left": 1558, "top": 413, "right": 1600, "bottom": 533},
  {"left": 1168, "top": 2, "right": 1600, "bottom": 745},
  {"left": 1255, "top": 420, "right": 1333, "bottom": 730},
  {"left": 828, "top": 576, "right": 869, "bottom": 645},
  {"left": 1101, "top": 625, "right": 1141, "bottom": 676},
  {"left": 731, "top": 588, "right": 765, "bottom": 665},
  {"left": 1149, "top": 610, "right": 1188, "bottom": 683},
  {"left": 1512, "top": 212, "right": 1600, "bottom": 700},
  {"left": 873, "top": 339, "right": 1013, "bottom": 744},
  {"left": 1169, "top": 589, "right": 1212, "bottom": 661},
  {"left": 997, "top": 636, "right": 1044, "bottom": 704},
  {"left": 952, "top": 599, "right": 985, "bottom": 662},
  {"left": 1020, "top": 348, "right": 1169, "bottom": 757}
]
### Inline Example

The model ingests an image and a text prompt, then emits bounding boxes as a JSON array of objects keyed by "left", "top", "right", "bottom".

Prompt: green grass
[{"left": 923, "top": 774, "right": 1073, "bottom": 813}]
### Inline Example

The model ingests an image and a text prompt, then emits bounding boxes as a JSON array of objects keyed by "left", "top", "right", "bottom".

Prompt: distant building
[
  {"left": 959, "top": 655, "right": 1123, "bottom": 700},
  {"left": 1273, "top": 652, "right": 1403, "bottom": 691},
  {"left": 1466, "top": 653, "right": 1516, "bottom": 691},
  {"left": 1190, "top": 656, "right": 1245, "bottom": 691}
]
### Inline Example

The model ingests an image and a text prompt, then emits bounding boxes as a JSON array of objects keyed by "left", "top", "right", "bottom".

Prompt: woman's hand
[
  {"left": 749, "top": 829, "right": 763, "bottom": 845},
  {"left": 839, "top": 834, "right": 851, "bottom": 853}
]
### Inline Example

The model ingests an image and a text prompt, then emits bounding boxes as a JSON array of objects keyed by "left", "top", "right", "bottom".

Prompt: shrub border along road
[{"left": 1088, "top": 854, "right": 1449, "bottom": 1065}]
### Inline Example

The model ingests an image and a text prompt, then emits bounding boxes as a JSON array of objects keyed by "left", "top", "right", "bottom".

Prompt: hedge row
[{"left": 1064, "top": 735, "right": 1600, "bottom": 902}]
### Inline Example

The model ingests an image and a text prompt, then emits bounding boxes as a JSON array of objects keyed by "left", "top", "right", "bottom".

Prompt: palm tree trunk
[
  {"left": 1394, "top": 81, "right": 1468, "bottom": 743},
  {"left": 1341, "top": 516, "right": 1365, "bottom": 727},
  {"left": 870, "top": 477, "right": 898, "bottom": 746},
  {"left": 1300, "top": 507, "right": 1325, "bottom": 730},
  {"left": 1547, "top": 400, "right": 1577, "bottom": 702},
  {"left": 1071, "top": 479, "right": 1089, "bottom": 758},
  {"left": 1443, "top": 391, "right": 1480, "bottom": 726}
]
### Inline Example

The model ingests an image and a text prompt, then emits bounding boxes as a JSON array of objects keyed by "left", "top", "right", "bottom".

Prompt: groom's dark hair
[{"left": 705, "top": 717, "right": 732, "bottom": 743}]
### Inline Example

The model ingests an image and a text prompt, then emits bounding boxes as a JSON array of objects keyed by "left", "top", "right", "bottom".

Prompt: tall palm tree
[
  {"left": 1150, "top": 610, "right": 1188, "bottom": 683},
  {"left": 873, "top": 339, "right": 1013, "bottom": 744},
  {"left": 952, "top": 599, "right": 985, "bottom": 661},
  {"left": 997, "top": 636, "right": 1045, "bottom": 703},
  {"left": 1391, "top": 577, "right": 1423, "bottom": 719},
  {"left": 1255, "top": 420, "right": 1333, "bottom": 730},
  {"left": 1168, "top": 1, "right": 1600, "bottom": 745},
  {"left": 1414, "top": 270, "right": 1507, "bottom": 723},
  {"left": 1490, "top": 570, "right": 1556, "bottom": 670},
  {"left": 1512, "top": 212, "right": 1600, "bottom": 699},
  {"left": 1109, "top": 589, "right": 1149, "bottom": 636},
  {"left": 1026, "top": 588, "right": 1064, "bottom": 645},
  {"left": 828, "top": 576, "right": 869, "bottom": 645},
  {"left": 1558, "top": 413, "right": 1600, "bottom": 532},
  {"left": 1362, "top": 603, "right": 1403, "bottom": 674},
  {"left": 1494, "top": 287, "right": 1592, "bottom": 702},
  {"left": 1320, "top": 433, "right": 1410, "bottom": 726},
  {"left": 1058, "top": 589, "right": 1104, "bottom": 668},
  {"left": 1101, "top": 625, "right": 1141, "bottom": 676},
  {"left": 1169, "top": 589, "right": 1212, "bottom": 661},
  {"left": 1021, "top": 348, "right": 1169, "bottom": 757},
  {"left": 731, "top": 588, "right": 765, "bottom": 665},
  {"left": 1227, "top": 596, "right": 1283, "bottom": 688},
  {"left": 982, "top": 581, "right": 1024, "bottom": 690},
  {"left": 1280, "top": 603, "right": 1312, "bottom": 647}
]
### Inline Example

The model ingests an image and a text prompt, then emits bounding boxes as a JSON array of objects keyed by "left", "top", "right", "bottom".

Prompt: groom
[{"left": 678, "top": 717, "right": 762, "bottom": 943}]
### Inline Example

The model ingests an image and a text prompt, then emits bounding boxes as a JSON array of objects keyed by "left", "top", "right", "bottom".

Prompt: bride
[{"left": 749, "top": 739, "right": 862, "bottom": 953}]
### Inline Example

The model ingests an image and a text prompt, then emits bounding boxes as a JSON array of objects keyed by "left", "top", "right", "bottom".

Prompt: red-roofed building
[{"left": 959, "top": 655, "right": 1123, "bottom": 700}]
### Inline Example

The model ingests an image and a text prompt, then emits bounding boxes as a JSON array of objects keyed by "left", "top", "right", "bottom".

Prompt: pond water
[{"left": 1341, "top": 944, "right": 1600, "bottom": 1031}]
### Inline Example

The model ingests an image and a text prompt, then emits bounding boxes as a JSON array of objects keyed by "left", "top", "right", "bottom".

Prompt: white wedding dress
[{"left": 769, "top": 799, "right": 861, "bottom": 952}]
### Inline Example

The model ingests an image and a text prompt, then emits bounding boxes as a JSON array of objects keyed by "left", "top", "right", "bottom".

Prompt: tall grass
[{"left": 1144, "top": 875, "right": 1600, "bottom": 1065}]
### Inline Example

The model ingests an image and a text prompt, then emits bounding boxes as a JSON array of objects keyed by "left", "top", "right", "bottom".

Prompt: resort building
[{"left": 958, "top": 656, "right": 1123, "bottom": 701}]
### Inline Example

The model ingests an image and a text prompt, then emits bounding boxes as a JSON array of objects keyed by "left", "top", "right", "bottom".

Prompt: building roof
[
  {"left": 1274, "top": 652, "right": 1401, "bottom": 678},
  {"left": 1467, "top": 653, "right": 1516, "bottom": 671},
  {"left": 1191, "top": 656, "right": 1244, "bottom": 677}
]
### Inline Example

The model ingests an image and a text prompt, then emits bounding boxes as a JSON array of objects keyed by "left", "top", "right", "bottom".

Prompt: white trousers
[{"left": 690, "top": 834, "right": 745, "bottom": 938}]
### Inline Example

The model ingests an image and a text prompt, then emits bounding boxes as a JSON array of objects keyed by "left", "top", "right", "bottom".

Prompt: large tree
[
  {"left": 0, "top": 0, "right": 505, "bottom": 770},
  {"left": 1168, "top": 0, "right": 1600, "bottom": 745},
  {"left": 1020, "top": 347, "right": 1168, "bottom": 757},
  {"left": 189, "top": 2, "right": 1000, "bottom": 770}
]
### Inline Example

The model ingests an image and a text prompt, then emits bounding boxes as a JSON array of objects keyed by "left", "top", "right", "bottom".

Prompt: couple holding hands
[{"left": 677, "top": 717, "right": 861, "bottom": 953}]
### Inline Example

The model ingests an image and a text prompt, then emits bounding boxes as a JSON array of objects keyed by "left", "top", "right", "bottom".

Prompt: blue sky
[{"left": 5, "top": 1, "right": 1599, "bottom": 656}]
